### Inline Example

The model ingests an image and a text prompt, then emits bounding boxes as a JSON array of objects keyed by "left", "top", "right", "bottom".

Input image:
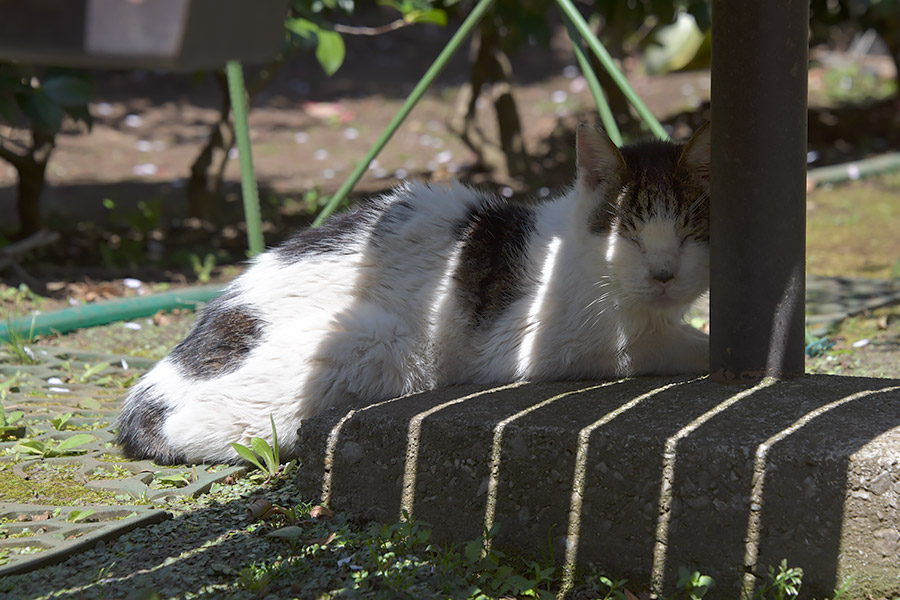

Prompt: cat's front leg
[
  {"left": 663, "top": 323, "right": 709, "bottom": 375},
  {"left": 628, "top": 323, "right": 709, "bottom": 376}
]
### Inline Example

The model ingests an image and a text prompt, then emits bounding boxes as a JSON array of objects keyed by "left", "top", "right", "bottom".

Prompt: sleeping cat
[{"left": 117, "top": 122, "right": 711, "bottom": 465}]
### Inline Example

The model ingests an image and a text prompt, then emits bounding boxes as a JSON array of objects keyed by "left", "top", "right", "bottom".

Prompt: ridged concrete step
[{"left": 295, "top": 375, "right": 900, "bottom": 599}]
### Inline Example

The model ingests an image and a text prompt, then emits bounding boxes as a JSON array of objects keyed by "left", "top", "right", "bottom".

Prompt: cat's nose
[{"left": 651, "top": 269, "right": 675, "bottom": 284}]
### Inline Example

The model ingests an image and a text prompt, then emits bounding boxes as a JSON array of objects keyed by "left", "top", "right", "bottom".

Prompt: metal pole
[
  {"left": 311, "top": 0, "right": 496, "bottom": 227},
  {"left": 226, "top": 60, "right": 265, "bottom": 256},
  {"left": 709, "top": 0, "right": 808, "bottom": 381}
]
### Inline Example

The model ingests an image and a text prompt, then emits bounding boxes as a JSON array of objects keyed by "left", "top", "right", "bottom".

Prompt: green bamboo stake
[
  {"left": 312, "top": 0, "right": 496, "bottom": 227},
  {"left": 226, "top": 60, "right": 265, "bottom": 256},
  {"left": 562, "top": 15, "right": 622, "bottom": 146},
  {"left": 555, "top": 0, "right": 670, "bottom": 141}
]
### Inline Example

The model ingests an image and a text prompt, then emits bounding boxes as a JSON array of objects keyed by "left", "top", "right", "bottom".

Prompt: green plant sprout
[
  {"left": 66, "top": 509, "right": 96, "bottom": 523},
  {"left": 13, "top": 433, "right": 95, "bottom": 459},
  {"left": 50, "top": 412, "right": 73, "bottom": 431},
  {"left": 0, "top": 401, "right": 25, "bottom": 440},
  {"left": 752, "top": 560, "right": 803, "bottom": 600},
  {"left": 190, "top": 252, "right": 217, "bottom": 283},
  {"left": 153, "top": 471, "right": 192, "bottom": 488},
  {"left": 231, "top": 415, "right": 281, "bottom": 478},
  {"left": 0, "top": 283, "right": 44, "bottom": 307},
  {"left": 59, "top": 360, "right": 112, "bottom": 384},
  {"left": 665, "top": 567, "right": 714, "bottom": 600},
  {"left": 594, "top": 575, "right": 630, "bottom": 600},
  {"left": 4, "top": 312, "right": 38, "bottom": 365}
]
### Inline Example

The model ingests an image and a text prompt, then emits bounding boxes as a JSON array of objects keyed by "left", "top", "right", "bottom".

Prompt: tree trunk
[
  {"left": 450, "top": 23, "right": 529, "bottom": 179},
  {"left": 0, "top": 129, "right": 55, "bottom": 239},
  {"left": 187, "top": 71, "right": 234, "bottom": 222}
]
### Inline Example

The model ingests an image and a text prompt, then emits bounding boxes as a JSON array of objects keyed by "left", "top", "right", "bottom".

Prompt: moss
[
  {"left": 0, "top": 463, "right": 122, "bottom": 505},
  {"left": 807, "top": 176, "right": 900, "bottom": 279}
]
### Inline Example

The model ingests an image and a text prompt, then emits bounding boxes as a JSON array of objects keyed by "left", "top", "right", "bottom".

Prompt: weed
[
  {"left": 153, "top": 471, "right": 192, "bottom": 488},
  {"left": 50, "top": 413, "right": 73, "bottom": 431},
  {"left": 231, "top": 415, "right": 281, "bottom": 478},
  {"left": 665, "top": 567, "right": 714, "bottom": 599},
  {"left": 4, "top": 313, "right": 38, "bottom": 365},
  {"left": 66, "top": 509, "right": 96, "bottom": 523},
  {"left": 95, "top": 560, "right": 117, "bottom": 582},
  {"left": 820, "top": 62, "right": 897, "bottom": 104},
  {"left": 60, "top": 360, "right": 112, "bottom": 385},
  {"left": 12, "top": 433, "right": 95, "bottom": 458},
  {"left": 0, "top": 399, "right": 25, "bottom": 440},
  {"left": 753, "top": 560, "right": 803, "bottom": 600},
  {"left": 830, "top": 577, "right": 852, "bottom": 600},
  {"left": 0, "top": 283, "right": 44, "bottom": 308},
  {"left": 592, "top": 575, "right": 630, "bottom": 600},
  {"left": 190, "top": 252, "right": 216, "bottom": 283}
]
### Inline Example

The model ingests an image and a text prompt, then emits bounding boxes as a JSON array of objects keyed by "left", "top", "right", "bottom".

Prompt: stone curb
[{"left": 295, "top": 375, "right": 900, "bottom": 599}]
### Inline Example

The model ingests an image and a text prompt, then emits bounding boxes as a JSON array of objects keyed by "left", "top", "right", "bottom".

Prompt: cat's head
[{"left": 576, "top": 122, "right": 711, "bottom": 311}]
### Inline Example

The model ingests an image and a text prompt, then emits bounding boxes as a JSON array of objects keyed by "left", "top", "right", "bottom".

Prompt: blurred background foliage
[{"left": 0, "top": 0, "right": 898, "bottom": 253}]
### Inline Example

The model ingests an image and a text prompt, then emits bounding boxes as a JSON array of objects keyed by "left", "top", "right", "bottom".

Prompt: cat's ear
[
  {"left": 677, "top": 121, "right": 711, "bottom": 185},
  {"left": 576, "top": 124, "right": 626, "bottom": 191}
]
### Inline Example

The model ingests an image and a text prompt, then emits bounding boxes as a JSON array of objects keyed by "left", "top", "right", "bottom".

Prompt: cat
[{"left": 116, "top": 122, "right": 711, "bottom": 466}]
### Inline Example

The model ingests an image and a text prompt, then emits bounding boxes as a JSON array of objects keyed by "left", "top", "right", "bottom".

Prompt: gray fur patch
[
  {"left": 116, "top": 385, "right": 185, "bottom": 465},
  {"left": 453, "top": 200, "right": 536, "bottom": 328},
  {"left": 274, "top": 201, "right": 379, "bottom": 263},
  {"left": 169, "top": 293, "right": 266, "bottom": 380}
]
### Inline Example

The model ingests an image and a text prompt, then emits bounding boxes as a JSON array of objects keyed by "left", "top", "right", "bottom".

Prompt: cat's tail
[{"left": 116, "top": 380, "right": 187, "bottom": 466}]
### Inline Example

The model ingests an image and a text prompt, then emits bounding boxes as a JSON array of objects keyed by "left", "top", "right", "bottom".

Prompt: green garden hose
[{"left": 0, "top": 284, "right": 224, "bottom": 343}]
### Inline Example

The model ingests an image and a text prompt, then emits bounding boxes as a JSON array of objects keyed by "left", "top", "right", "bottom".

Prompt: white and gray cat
[{"left": 117, "top": 123, "right": 711, "bottom": 465}]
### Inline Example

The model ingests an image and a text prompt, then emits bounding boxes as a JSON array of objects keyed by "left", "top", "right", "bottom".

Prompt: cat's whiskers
[{"left": 579, "top": 290, "right": 612, "bottom": 329}]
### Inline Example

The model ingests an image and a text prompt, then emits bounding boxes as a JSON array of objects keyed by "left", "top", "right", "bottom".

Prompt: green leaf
[
  {"left": 284, "top": 17, "right": 316, "bottom": 41},
  {"left": 51, "top": 412, "right": 73, "bottom": 430},
  {"left": 20, "top": 90, "right": 62, "bottom": 134},
  {"left": 1, "top": 410, "right": 24, "bottom": 427},
  {"left": 40, "top": 75, "right": 94, "bottom": 107},
  {"left": 269, "top": 414, "right": 279, "bottom": 469},
  {"left": 79, "top": 361, "right": 111, "bottom": 383},
  {"left": 231, "top": 442, "right": 266, "bottom": 473},
  {"left": 53, "top": 433, "right": 95, "bottom": 454},
  {"left": 154, "top": 472, "right": 190, "bottom": 487},
  {"left": 67, "top": 508, "right": 96, "bottom": 523},
  {"left": 406, "top": 8, "right": 447, "bottom": 26},
  {"left": 267, "top": 525, "right": 304, "bottom": 539},
  {"left": 12, "top": 439, "right": 45, "bottom": 455},
  {"left": 315, "top": 29, "right": 345, "bottom": 76},
  {"left": 251, "top": 437, "right": 276, "bottom": 473}
]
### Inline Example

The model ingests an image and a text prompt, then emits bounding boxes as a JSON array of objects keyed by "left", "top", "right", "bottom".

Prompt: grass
[{"left": 806, "top": 171, "right": 900, "bottom": 280}]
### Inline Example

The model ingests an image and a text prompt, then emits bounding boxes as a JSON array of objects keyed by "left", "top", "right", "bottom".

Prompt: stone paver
[{"left": 0, "top": 347, "right": 244, "bottom": 576}]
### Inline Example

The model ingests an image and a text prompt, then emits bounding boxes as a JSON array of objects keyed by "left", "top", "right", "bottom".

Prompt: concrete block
[{"left": 294, "top": 375, "right": 900, "bottom": 598}]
